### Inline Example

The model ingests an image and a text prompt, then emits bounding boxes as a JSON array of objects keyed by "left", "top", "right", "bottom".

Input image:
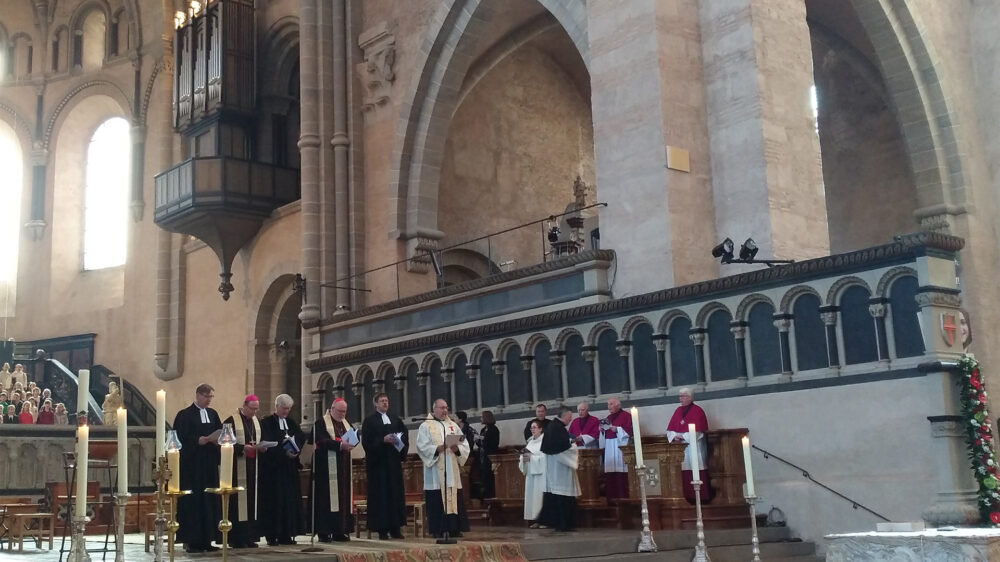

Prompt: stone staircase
[{"left": 521, "top": 526, "right": 822, "bottom": 562}]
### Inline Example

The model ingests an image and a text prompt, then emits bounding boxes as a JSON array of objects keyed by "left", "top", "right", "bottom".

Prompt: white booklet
[
  {"left": 392, "top": 432, "right": 404, "bottom": 452},
  {"left": 342, "top": 428, "right": 359, "bottom": 446},
  {"left": 257, "top": 440, "right": 279, "bottom": 450}
]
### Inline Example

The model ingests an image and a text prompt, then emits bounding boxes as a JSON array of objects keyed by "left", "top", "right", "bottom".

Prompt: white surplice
[
  {"left": 518, "top": 436, "right": 545, "bottom": 520},
  {"left": 544, "top": 444, "right": 581, "bottom": 498},
  {"left": 666, "top": 430, "right": 707, "bottom": 471},
  {"left": 599, "top": 426, "right": 629, "bottom": 473}
]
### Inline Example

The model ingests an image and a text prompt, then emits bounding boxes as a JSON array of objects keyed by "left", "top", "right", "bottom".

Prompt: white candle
[
  {"left": 117, "top": 408, "right": 128, "bottom": 493},
  {"left": 688, "top": 423, "right": 700, "bottom": 475},
  {"left": 630, "top": 407, "right": 644, "bottom": 468},
  {"left": 741, "top": 435, "right": 756, "bottom": 497},
  {"left": 220, "top": 444, "right": 234, "bottom": 489},
  {"left": 167, "top": 449, "right": 180, "bottom": 492},
  {"left": 76, "top": 425, "right": 89, "bottom": 515},
  {"left": 77, "top": 369, "right": 90, "bottom": 419},
  {"left": 155, "top": 390, "right": 166, "bottom": 459}
]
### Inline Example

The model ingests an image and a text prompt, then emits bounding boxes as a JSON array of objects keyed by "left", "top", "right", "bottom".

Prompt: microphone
[{"left": 411, "top": 416, "right": 429, "bottom": 421}]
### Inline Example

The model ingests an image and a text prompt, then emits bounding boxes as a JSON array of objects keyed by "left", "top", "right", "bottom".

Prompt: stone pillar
[
  {"left": 520, "top": 355, "right": 535, "bottom": 405},
  {"left": 393, "top": 374, "right": 406, "bottom": 417},
  {"left": 442, "top": 368, "right": 455, "bottom": 410},
  {"left": 868, "top": 298, "right": 890, "bottom": 364},
  {"left": 729, "top": 322, "right": 749, "bottom": 382},
  {"left": 689, "top": 329, "right": 707, "bottom": 388},
  {"left": 652, "top": 335, "right": 669, "bottom": 390},
  {"left": 550, "top": 351, "right": 566, "bottom": 402},
  {"left": 24, "top": 147, "right": 48, "bottom": 241},
  {"left": 351, "top": 381, "right": 364, "bottom": 419},
  {"left": 772, "top": 314, "right": 793, "bottom": 378},
  {"left": 492, "top": 361, "right": 507, "bottom": 410},
  {"left": 129, "top": 123, "right": 146, "bottom": 222},
  {"left": 331, "top": 0, "right": 351, "bottom": 312},
  {"left": 373, "top": 378, "right": 385, "bottom": 394},
  {"left": 297, "top": 0, "right": 322, "bottom": 323},
  {"left": 700, "top": 0, "right": 828, "bottom": 262},
  {"left": 581, "top": 346, "right": 598, "bottom": 399},
  {"left": 819, "top": 306, "right": 841, "bottom": 371},
  {"left": 333, "top": 385, "right": 345, "bottom": 400},
  {"left": 417, "top": 371, "right": 430, "bottom": 415},
  {"left": 466, "top": 364, "right": 481, "bottom": 410},
  {"left": 616, "top": 341, "right": 632, "bottom": 395}
]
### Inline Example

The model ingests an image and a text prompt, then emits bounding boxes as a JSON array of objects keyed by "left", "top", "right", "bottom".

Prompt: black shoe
[
  {"left": 390, "top": 530, "right": 404, "bottom": 539},
  {"left": 279, "top": 538, "right": 296, "bottom": 545},
  {"left": 318, "top": 534, "right": 333, "bottom": 543},
  {"left": 184, "top": 545, "right": 204, "bottom": 553},
  {"left": 245, "top": 542, "right": 259, "bottom": 548},
  {"left": 333, "top": 534, "right": 351, "bottom": 542},
  {"left": 266, "top": 538, "right": 279, "bottom": 546},
  {"left": 378, "top": 531, "right": 389, "bottom": 540},
  {"left": 205, "top": 545, "right": 220, "bottom": 552}
]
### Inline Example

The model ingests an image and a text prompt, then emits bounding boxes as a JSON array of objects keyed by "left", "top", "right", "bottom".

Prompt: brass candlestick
[
  {"left": 205, "top": 487, "right": 243, "bottom": 562},
  {"left": 635, "top": 464, "right": 659, "bottom": 552},
  {"left": 113, "top": 492, "right": 131, "bottom": 562},
  {"left": 165, "top": 489, "right": 191, "bottom": 562}
]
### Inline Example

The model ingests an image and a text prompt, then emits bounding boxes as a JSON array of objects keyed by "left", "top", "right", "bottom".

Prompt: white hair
[
  {"left": 678, "top": 387, "right": 694, "bottom": 399},
  {"left": 275, "top": 393, "right": 294, "bottom": 408}
]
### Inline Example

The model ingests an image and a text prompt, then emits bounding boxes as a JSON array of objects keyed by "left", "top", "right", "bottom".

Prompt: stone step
[
  {"left": 521, "top": 526, "right": 792, "bottom": 560},
  {"left": 536, "top": 540, "right": 817, "bottom": 562}
]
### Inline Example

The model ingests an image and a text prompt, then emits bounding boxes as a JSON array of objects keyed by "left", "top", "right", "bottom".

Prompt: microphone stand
[
  {"left": 302, "top": 404, "right": 323, "bottom": 553},
  {"left": 436, "top": 418, "right": 457, "bottom": 545}
]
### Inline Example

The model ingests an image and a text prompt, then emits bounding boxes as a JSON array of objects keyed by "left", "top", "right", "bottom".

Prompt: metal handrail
[{"left": 752, "top": 444, "right": 890, "bottom": 522}]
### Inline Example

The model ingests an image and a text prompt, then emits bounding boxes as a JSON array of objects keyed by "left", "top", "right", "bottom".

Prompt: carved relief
[
  {"left": 915, "top": 292, "right": 962, "bottom": 308},
  {"left": 358, "top": 22, "right": 396, "bottom": 112}
]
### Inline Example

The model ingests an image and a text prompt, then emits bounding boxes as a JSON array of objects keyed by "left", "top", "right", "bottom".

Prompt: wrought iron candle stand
[
  {"left": 206, "top": 486, "right": 243, "bottom": 562},
  {"left": 744, "top": 494, "right": 761, "bottom": 562},
  {"left": 165, "top": 489, "right": 191, "bottom": 562},
  {"left": 635, "top": 464, "right": 659, "bottom": 552},
  {"left": 691, "top": 478, "right": 711, "bottom": 562},
  {"left": 68, "top": 515, "right": 91, "bottom": 562},
  {"left": 113, "top": 492, "right": 131, "bottom": 562}
]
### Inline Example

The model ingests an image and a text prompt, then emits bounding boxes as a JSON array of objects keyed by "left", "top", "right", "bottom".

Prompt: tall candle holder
[
  {"left": 744, "top": 494, "right": 761, "bottom": 562},
  {"left": 165, "top": 489, "right": 191, "bottom": 562},
  {"left": 68, "top": 515, "right": 91, "bottom": 562},
  {"left": 635, "top": 464, "right": 659, "bottom": 552},
  {"left": 206, "top": 486, "right": 244, "bottom": 562},
  {"left": 113, "top": 492, "right": 131, "bottom": 562},
  {"left": 151, "top": 456, "right": 168, "bottom": 562},
  {"left": 691, "top": 478, "right": 711, "bottom": 562}
]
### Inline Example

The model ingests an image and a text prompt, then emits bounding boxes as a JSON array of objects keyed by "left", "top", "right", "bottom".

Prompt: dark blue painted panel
[
  {"left": 506, "top": 346, "right": 530, "bottom": 405},
  {"left": 748, "top": 302, "right": 781, "bottom": 376},
  {"left": 632, "top": 323, "right": 658, "bottom": 390},
  {"left": 842, "top": 286, "right": 878, "bottom": 364},
  {"left": 429, "top": 359, "right": 448, "bottom": 407},
  {"left": 404, "top": 363, "right": 423, "bottom": 418},
  {"left": 598, "top": 330, "right": 624, "bottom": 394},
  {"left": 453, "top": 356, "right": 475, "bottom": 412},
  {"left": 889, "top": 276, "right": 924, "bottom": 358},
  {"left": 707, "top": 310, "right": 738, "bottom": 381},
  {"left": 669, "top": 317, "right": 697, "bottom": 386},
  {"left": 480, "top": 352, "right": 502, "bottom": 408},
  {"left": 535, "top": 340, "right": 558, "bottom": 400},
  {"left": 564, "top": 335, "right": 588, "bottom": 396},
  {"left": 793, "top": 294, "right": 827, "bottom": 370}
]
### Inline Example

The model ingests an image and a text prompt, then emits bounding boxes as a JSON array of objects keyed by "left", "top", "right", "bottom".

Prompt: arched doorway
[{"left": 252, "top": 274, "right": 303, "bottom": 421}]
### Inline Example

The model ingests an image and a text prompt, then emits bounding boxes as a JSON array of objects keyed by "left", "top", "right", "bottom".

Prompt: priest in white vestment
[
  {"left": 416, "top": 399, "right": 471, "bottom": 538},
  {"left": 519, "top": 419, "right": 546, "bottom": 526},
  {"left": 536, "top": 406, "right": 580, "bottom": 532}
]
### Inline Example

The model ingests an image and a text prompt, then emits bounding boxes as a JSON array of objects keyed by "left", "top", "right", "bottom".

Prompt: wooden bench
[
  {"left": 6, "top": 511, "right": 54, "bottom": 552},
  {"left": 353, "top": 500, "right": 425, "bottom": 539}
]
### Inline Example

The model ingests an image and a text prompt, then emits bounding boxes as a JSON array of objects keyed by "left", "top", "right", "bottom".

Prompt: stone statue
[{"left": 103, "top": 381, "right": 123, "bottom": 425}]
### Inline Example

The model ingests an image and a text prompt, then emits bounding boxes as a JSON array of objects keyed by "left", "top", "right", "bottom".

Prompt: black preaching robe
[
  {"left": 222, "top": 411, "right": 260, "bottom": 547},
  {"left": 360, "top": 410, "right": 409, "bottom": 533},
  {"left": 308, "top": 415, "right": 354, "bottom": 537},
  {"left": 173, "top": 404, "right": 223, "bottom": 548},
  {"left": 259, "top": 414, "right": 304, "bottom": 541}
]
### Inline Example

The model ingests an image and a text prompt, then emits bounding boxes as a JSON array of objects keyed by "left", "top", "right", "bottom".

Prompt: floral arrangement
[{"left": 958, "top": 354, "right": 1000, "bottom": 525}]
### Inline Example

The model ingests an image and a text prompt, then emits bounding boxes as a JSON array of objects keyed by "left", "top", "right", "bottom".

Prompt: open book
[
  {"left": 342, "top": 428, "right": 359, "bottom": 447},
  {"left": 282, "top": 435, "right": 300, "bottom": 455},
  {"left": 392, "top": 432, "right": 404, "bottom": 452},
  {"left": 444, "top": 433, "right": 463, "bottom": 447}
]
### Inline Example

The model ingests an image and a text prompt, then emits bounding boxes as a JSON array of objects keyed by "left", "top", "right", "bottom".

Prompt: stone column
[
  {"left": 729, "top": 322, "right": 749, "bottom": 382},
  {"left": 689, "top": 329, "right": 707, "bottom": 388},
  {"left": 393, "top": 374, "right": 406, "bottom": 417},
  {"left": 520, "top": 355, "right": 535, "bottom": 405},
  {"left": 700, "top": 0, "right": 828, "bottom": 262},
  {"left": 581, "top": 346, "right": 598, "bottom": 399},
  {"left": 331, "top": 0, "right": 351, "bottom": 312},
  {"left": 24, "top": 147, "right": 48, "bottom": 241},
  {"left": 819, "top": 306, "right": 841, "bottom": 371},
  {"left": 417, "top": 371, "right": 430, "bottom": 415},
  {"left": 492, "top": 361, "right": 507, "bottom": 410},
  {"left": 351, "top": 381, "right": 364, "bottom": 419},
  {"left": 129, "top": 123, "right": 146, "bottom": 222},
  {"left": 297, "top": 0, "right": 322, "bottom": 323},
  {"left": 652, "top": 335, "right": 669, "bottom": 390},
  {"left": 868, "top": 298, "right": 890, "bottom": 364},
  {"left": 772, "top": 314, "right": 793, "bottom": 378},
  {"left": 442, "top": 368, "right": 455, "bottom": 410},
  {"left": 550, "top": 351, "right": 566, "bottom": 402},
  {"left": 616, "top": 341, "right": 632, "bottom": 395},
  {"left": 333, "top": 385, "right": 345, "bottom": 400},
  {"left": 466, "top": 364, "right": 481, "bottom": 410},
  {"left": 374, "top": 378, "right": 385, "bottom": 394}
]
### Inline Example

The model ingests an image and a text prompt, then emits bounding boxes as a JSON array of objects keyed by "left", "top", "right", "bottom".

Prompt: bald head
[
  {"left": 607, "top": 397, "right": 621, "bottom": 414},
  {"left": 432, "top": 398, "right": 450, "bottom": 421},
  {"left": 577, "top": 402, "right": 590, "bottom": 417}
]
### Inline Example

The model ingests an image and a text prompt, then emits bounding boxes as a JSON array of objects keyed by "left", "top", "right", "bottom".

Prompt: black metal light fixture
[{"left": 711, "top": 237, "right": 793, "bottom": 268}]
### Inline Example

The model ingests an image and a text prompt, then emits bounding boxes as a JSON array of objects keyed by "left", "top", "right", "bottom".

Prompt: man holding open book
[
  {"left": 416, "top": 398, "right": 471, "bottom": 538},
  {"left": 309, "top": 397, "right": 357, "bottom": 542},
  {"left": 259, "top": 393, "right": 305, "bottom": 546}
]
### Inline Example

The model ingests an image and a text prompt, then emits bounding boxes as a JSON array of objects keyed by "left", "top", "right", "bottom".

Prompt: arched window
[
  {"left": 534, "top": 340, "right": 558, "bottom": 401},
  {"left": 77, "top": 10, "right": 106, "bottom": 70},
  {"left": 748, "top": 302, "right": 781, "bottom": 376},
  {"left": 888, "top": 276, "right": 924, "bottom": 358},
  {"left": 83, "top": 117, "right": 130, "bottom": 270},
  {"left": 597, "top": 330, "right": 624, "bottom": 395},
  {"left": 0, "top": 120, "right": 24, "bottom": 319},
  {"left": 706, "top": 309, "right": 738, "bottom": 381},
  {"left": 668, "top": 317, "right": 697, "bottom": 387},
  {"left": 563, "top": 335, "right": 588, "bottom": 398},
  {"left": 631, "top": 323, "right": 659, "bottom": 390},
  {"left": 841, "top": 285, "right": 878, "bottom": 364},
  {"left": 792, "top": 293, "right": 827, "bottom": 370},
  {"left": 452, "top": 355, "right": 475, "bottom": 412},
  {"left": 506, "top": 345, "right": 529, "bottom": 405}
]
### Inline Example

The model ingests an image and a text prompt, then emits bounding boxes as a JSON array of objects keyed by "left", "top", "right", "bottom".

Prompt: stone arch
[
  {"left": 469, "top": 343, "right": 492, "bottom": 366},
  {"left": 849, "top": 0, "right": 967, "bottom": 229},
  {"left": 875, "top": 266, "right": 919, "bottom": 298},
  {"left": 779, "top": 285, "right": 824, "bottom": 314},
  {"left": 398, "top": 357, "right": 419, "bottom": 379},
  {"left": 250, "top": 271, "right": 301, "bottom": 418},
  {"left": 495, "top": 338, "right": 521, "bottom": 360},
  {"left": 50, "top": 25, "right": 71, "bottom": 73},
  {"left": 356, "top": 364, "right": 375, "bottom": 383},
  {"left": 522, "top": 333, "right": 550, "bottom": 356},
  {"left": 553, "top": 327, "right": 584, "bottom": 351},
  {"left": 420, "top": 352, "right": 442, "bottom": 374},
  {"left": 44, "top": 81, "right": 133, "bottom": 150},
  {"left": 443, "top": 347, "right": 467, "bottom": 370},
  {"left": 0, "top": 99, "right": 34, "bottom": 151},
  {"left": 260, "top": 16, "right": 300, "bottom": 97},
  {"left": 335, "top": 368, "right": 353, "bottom": 388},
  {"left": 585, "top": 322, "right": 615, "bottom": 347},
  {"left": 735, "top": 294, "right": 777, "bottom": 322},
  {"left": 375, "top": 361, "right": 396, "bottom": 383},
  {"left": 658, "top": 310, "right": 693, "bottom": 334},
  {"left": 315, "top": 371, "right": 333, "bottom": 391},
  {"left": 69, "top": 0, "right": 112, "bottom": 68},
  {"left": 388, "top": 0, "right": 590, "bottom": 253},
  {"left": 826, "top": 276, "right": 873, "bottom": 306},
  {"left": 621, "top": 315, "right": 654, "bottom": 340},
  {"left": 695, "top": 302, "right": 732, "bottom": 329}
]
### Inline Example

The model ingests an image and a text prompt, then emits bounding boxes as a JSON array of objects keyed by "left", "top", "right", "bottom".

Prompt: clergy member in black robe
[
  {"left": 536, "top": 406, "right": 581, "bottom": 532},
  {"left": 173, "top": 383, "right": 223, "bottom": 553},
  {"left": 309, "top": 398, "right": 355, "bottom": 542},
  {"left": 259, "top": 393, "right": 305, "bottom": 546},
  {"left": 361, "top": 392, "right": 409, "bottom": 540},
  {"left": 222, "top": 395, "right": 262, "bottom": 548}
]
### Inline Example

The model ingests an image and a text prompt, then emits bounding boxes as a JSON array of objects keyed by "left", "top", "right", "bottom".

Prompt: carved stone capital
[
  {"left": 417, "top": 371, "right": 429, "bottom": 386},
  {"left": 333, "top": 385, "right": 345, "bottom": 399},
  {"left": 519, "top": 356, "right": 533, "bottom": 371},
  {"left": 549, "top": 352, "right": 564, "bottom": 366},
  {"left": 404, "top": 235, "right": 441, "bottom": 273},
  {"left": 358, "top": 22, "right": 396, "bottom": 112},
  {"left": 581, "top": 347, "right": 597, "bottom": 363},
  {"left": 393, "top": 375, "right": 405, "bottom": 390},
  {"left": 465, "top": 365, "right": 480, "bottom": 380},
  {"left": 351, "top": 382, "right": 364, "bottom": 393},
  {"left": 730, "top": 325, "right": 747, "bottom": 339},
  {"left": 373, "top": 379, "right": 385, "bottom": 393},
  {"left": 915, "top": 291, "right": 962, "bottom": 308},
  {"left": 689, "top": 332, "right": 705, "bottom": 346},
  {"left": 868, "top": 304, "right": 887, "bottom": 318},
  {"left": 616, "top": 341, "right": 631, "bottom": 357},
  {"left": 652, "top": 335, "right": 669, "bottom": 352},
  {"left": 820, "top": 311, "right": 838, "bottom": 326},
  {"left": 441, "top": 368, "right": 454, "bottom": 383},
  {"left": 492, "top": 362, "right": 505, "bottom": 376}
]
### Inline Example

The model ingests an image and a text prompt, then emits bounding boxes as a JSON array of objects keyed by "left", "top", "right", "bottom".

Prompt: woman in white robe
[{"left": 519, "top": 420, "right": 546, "bottom": 526}]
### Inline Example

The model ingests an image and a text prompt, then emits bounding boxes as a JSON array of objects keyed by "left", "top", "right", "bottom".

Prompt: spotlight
[
  {"left": 739, "top": 238, "right": 758, "bottom": 261},
  {"left": 711, "top": 238, "right": 735, "bottom": 263},
  {"left": 547, "top": 225, "right": 561, "bottom": 244}
]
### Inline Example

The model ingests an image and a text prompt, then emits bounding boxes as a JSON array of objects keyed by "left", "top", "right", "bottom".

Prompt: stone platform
[
  {"left": 826, "top": 528, "right": 1000, "bottom": 561},
  {"left": 0, "top": 525, "right": 822, "bottom": 562}
]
